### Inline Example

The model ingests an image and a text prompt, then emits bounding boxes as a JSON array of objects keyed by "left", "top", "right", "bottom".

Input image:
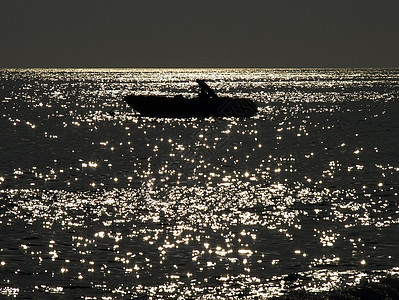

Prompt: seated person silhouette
[{"left": 196, "top": 79, "right": 218, "bottom": 99}]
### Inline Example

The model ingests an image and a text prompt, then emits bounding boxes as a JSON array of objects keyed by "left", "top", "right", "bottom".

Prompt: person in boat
[{"left": 196, "top": 79, "right": 218, "bottom": 99}]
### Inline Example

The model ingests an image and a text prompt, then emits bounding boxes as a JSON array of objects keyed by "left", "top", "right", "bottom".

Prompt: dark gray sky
[{"left": 1, "top": 0, "right": 398, "bottom": 68}]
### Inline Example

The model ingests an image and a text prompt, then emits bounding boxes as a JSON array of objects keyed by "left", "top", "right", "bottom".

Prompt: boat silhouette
[{"left": 124, "top": 80, "right": 257, "bottom": 118}]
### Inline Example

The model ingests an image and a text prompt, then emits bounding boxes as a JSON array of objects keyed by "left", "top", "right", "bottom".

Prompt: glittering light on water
[{"left": 1, "top": 68, "right": 399, "bottom": 298}]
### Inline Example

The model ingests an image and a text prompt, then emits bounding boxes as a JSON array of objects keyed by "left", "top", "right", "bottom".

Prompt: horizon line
[{"left": 1, "top": 66, "right": 398, "bottom": 70}]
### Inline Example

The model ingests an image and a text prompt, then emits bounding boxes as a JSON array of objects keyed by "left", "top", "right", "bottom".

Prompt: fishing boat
[{"left": 124, "top": 80, "right": 257, "bottom": 118}]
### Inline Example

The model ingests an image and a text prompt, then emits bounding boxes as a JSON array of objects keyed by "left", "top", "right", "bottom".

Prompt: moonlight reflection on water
[{"left": 1, "top": 69, "right": 399, "bottom": 298}]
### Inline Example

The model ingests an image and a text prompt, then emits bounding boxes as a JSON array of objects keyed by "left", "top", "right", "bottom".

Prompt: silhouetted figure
[{"left": 196, "top": 79, "right": 218, "bottom": 99}]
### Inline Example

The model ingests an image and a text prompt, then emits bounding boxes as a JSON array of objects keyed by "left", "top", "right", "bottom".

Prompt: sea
[{"left": 0, "top": 68, "right": 398, "bottom": 299}]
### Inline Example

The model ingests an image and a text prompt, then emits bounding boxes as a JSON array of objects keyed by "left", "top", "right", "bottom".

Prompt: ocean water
[{"left": 0, "top": 68, "right": 398, "bottom": 298}]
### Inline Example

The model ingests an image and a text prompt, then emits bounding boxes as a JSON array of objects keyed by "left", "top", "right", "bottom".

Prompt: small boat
[{"left": 124, "top": 80, "right": 257, "bottom": 118}]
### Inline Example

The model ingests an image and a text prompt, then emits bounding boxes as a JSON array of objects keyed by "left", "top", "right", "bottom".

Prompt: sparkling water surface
[{"left": 1, "top": 69, "right": 399, "bottom": 298}]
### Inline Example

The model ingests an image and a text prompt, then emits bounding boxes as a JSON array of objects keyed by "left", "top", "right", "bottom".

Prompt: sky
[{"left": 0, "top": 0, "right": 398, "bottom": 68}]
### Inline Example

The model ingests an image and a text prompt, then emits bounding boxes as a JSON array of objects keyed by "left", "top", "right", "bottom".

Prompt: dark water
[{"left": 1, "top": 68, "right": 399, "bottom": 298}]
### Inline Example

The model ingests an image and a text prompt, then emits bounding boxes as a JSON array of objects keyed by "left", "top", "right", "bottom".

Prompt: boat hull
[{"left": 124, "top": 95, "right": 257, "bottom": 118}]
